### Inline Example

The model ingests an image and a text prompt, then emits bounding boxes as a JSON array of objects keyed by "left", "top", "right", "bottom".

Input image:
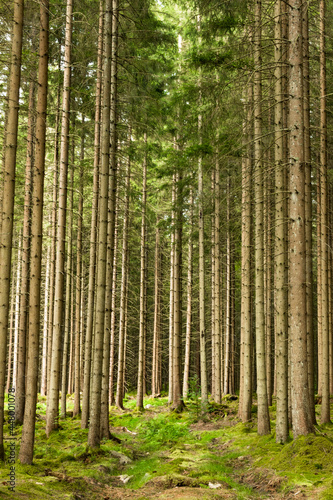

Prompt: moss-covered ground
[{"left": 0, "top": 393, "right": 332, "bottom": 499}]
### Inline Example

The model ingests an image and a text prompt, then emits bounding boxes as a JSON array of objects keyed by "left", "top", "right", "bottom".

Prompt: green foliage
[{"left": 139, "top": 413, "right": 190, "bottom": 448}]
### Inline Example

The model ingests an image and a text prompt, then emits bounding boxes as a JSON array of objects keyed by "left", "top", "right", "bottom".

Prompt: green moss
[{"left": 261, "top": 434, "right": 333, "bottom": 474}]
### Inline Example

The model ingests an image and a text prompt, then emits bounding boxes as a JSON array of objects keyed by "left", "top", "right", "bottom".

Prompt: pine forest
[{"left": 0, "top": 0, "right": 333, "bottom": 498}]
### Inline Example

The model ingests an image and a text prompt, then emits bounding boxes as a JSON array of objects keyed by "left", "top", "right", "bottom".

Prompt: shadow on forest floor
[{"left": 1, "top": 393, "right": 333, "bottom": 499}]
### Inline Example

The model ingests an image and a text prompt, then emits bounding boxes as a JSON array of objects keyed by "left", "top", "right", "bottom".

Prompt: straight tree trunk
[
  {"left": 109, "top": 210, "right": 118, "bottom": 406},
  {"left": 239, "top": 70, "right": 253, "bottom": 422},
  {"left": 81, "top": 0, "right": 104, "bottom": 429},
  {"left": 60, "top": 144, "right": 74, "bottom": 417},
  {"left": 302, "top": 0, "right": 316, "bottom": 426},
  {"left": 88, "top": 0, "right": 113, "bottom": 449},
  {"left": 319, "top": 0, "right": 330, "bottom": 425},
  {"left": 0, "top": 0, "right": 24, "bottom": 460},
  {"left": 41, "top": 243, "right": 51, "bottom": 396},
  {"left": 47, "top": 39, "right": 61, "bottom": 396},
  {"left": 16, "top": 68, "right": 36, "bottom": 423},
  {"left": 116, "top": 147, "right": 131, "bottom": 410},
  {"left": 73, "top": 128, "right": 84, "bottom": 417},
  {"left": 168, "top": 176, "right": 176, "bottom": 405},
  {"left": 172, "top": 171, "right": 184, "bottom": 412},
  {"left": 288, "top": 0, "right": 314, "bottom": 438},
  {"left": 224, "top": 176, "right": 231, "bottom": 395},
  {"left": 198, "top": 88, "right": 208, "bottom": 405},
  {"left": 100, "top": 6, "right": 119, "bottom": 427},
  {"left": 46, "top": 0, "right": 73, "bottom": 437},
  {"left": 18, "top": 0, "right": 49, "bottom": 463},
  {"left": 12, "top": 233, "right": 22, "bottom": 390},
  {"left": 152, "top": 220, "right": 162, "bottom": 398},
  {"left": 183, "top": 190, "right": 193, "bottom": 399},
  {"left": 137, "top": 133, "right": 148, "bottom": 410},
  {"left": 254, "top": 0, "right": 270, "bottom": 436},
  {"left": 213, "top": 160, "right": 221, "bottom": 403},
  {"left": 274, "top": 0, "right": 289, "bottom": 444},
  {"left": 6, "top": 266, "right": 16, "bottom": 393}
]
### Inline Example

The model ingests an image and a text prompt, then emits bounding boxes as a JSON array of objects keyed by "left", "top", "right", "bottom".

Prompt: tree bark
[
  {"left": 302, "top": 0, "right": 316, "bottom": 426},
  {"left": 0, "top": 0, "right": 24, "bottom": 460},
  {"left": 18, "top": 0, "right": 49, "bottom": 463},
  {"left": 153, "top": 220, "right": 162, "bottom": 398},
  {"left": 254, "top": 0, "right": 270, "bottom": 436},
  {"left": 182, "top": 190, "right": 193, "bottom": 399},
  {"left": 73, "top": 126, "right": 85, "bottom": 417},
  {"left": 88, "top": 0, "right": 113, "bottom": 449},
  {"left": 116, "top": 144, "right": 131, "bottom": 411},
  {"left": 81, "top": 0, "right": 104, "bottom": 429},
  {"left": 274, "top": 0, "right": 289, "bottom": 444},
  {"left": 137, "top": 133, "right": 148, "bottom": 410},
  {"left": 60, "top": 141, "right": 74, "bottom": 417},
  {"left": 239, "top": 74, "right": 253, "bottom": 421},
  {"left": 288, "top": 0, "right": 314, "bottom": 438},
  {"left": 46, "top": 0, "right": 73, "bottom": 437},
  {"left": 319, "top": 0, "right": 330, "bottom": 425},
  {"left": 16, "top": 66, "right": 36, "bottom": 423}
]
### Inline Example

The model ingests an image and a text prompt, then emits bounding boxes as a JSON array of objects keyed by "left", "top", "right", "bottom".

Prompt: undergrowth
[{"left": 0, "top": 393, "right": 332, "bottom": 499}]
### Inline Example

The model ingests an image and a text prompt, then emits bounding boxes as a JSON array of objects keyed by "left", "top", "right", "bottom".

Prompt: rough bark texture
[
  {"left": 319, "top": 0, "right": 330, "bottom": 425},
  {"left": 116, "top": 145, "right": 131, "bottom": 411},
  {"left": 288, "top": 0, "right": 314, "bottom": 438},
  {"left": 274, "top": 0, "right": 289, "bottom": 444},
  {"left": 240, "top": 78, "right": 253, "bottom": 422},
  {"left": 88, "top": 0, "right": 112, "bottom": 448},
  {"left": 81, "top": 0, "right": 103, "bottom": 429},
  {"left": 46, "top": 0, "right": 73, "bottom": 437},
  {"left": 16, "top": 67, "right": 36, "bottom": 423},
  {"left": 254, "top": 0, "right": 270, "bottom": 436},
  {"left": 137, "top": 133, "right": 148, "bottom": 410},
  {"left": 18, "top": 0, "right": 49, "bottom": 464},
  {"left": 0, "top": 0, "right": 24, "bottom": 460}
]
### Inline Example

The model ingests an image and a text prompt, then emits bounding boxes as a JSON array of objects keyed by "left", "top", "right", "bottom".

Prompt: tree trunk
[
  {"left": 16, "top": 66, "right": 36, "bottom": 423},
  {"left": 152, "top": 220, "right": 162, "bottom": 398},
  {"left": 319, "top": 0, "right": 330, "bottom": 425},
  {"left": 137, "top": 133, "right": 148, "bottom": 410},
  {"left": 0, "top": 0, "right": 24, "bottom": 460},
  {"left": 254, "top": 0, "right": 270, "bottom": 436},
  {"left": 88, "top": 0, "right": 113, "bottom": 449},
  {"left": 172, "top": 171, "right": 184, "bottom": 412},
  {"left": 109, "top": 210, "right": 118, "bottom": 406},
  {"left": 213, "top": 159, "right": 222, "bottom": 403},
  {"left": 12, "top": 233, "right": 22, "bottom": 390},
  {"left": 239, "top": 75, "right": 253, "bottom": 422},
  {"left": 198, "top": 89, "right": 208, "bottom": 405},
  {"left": 46, "top": 0, "right": 73, "bottom": 437},
  {"left": 183, "top": 190, "right": 193, "bottom": 399},
  {"left": 41, "top": 243, "right": 51, "bottom": 396},
  {"left": 168, "top": 176, "right": 176, "bottom": 405},
  {"left": 18, "top": 0, "right": 49, "bottom": 463},
  {"left": 288, "top": 0, "right": 314, "bottom": 438},
  {"left": 302, "top": 0, "right": 316, "bottom": 426},
  {"left": 81, "top": 0, "right": 104, "bottom": 429},
  {"left": 60, "top": 141, "right": 74, "bottom": 417},
  {"left": 224, "top": 176, "right": 231, "bottom": 395},
  {"left": 274, "top": 0, "right": 289, "bottom": 444},
  {"left": 73, "top": 126, "right": 84, "bottom": 417},
  {"left": 47, "top": 39, "right": 61, "bottom": 397},
  {"left": 116, "top": 145, "right": 131, "bottom": 410}
]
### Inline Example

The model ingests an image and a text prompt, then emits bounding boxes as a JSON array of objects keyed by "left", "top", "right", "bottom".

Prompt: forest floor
[{"left": 1, "top": 394, "right": 333, "bottom": 500}]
